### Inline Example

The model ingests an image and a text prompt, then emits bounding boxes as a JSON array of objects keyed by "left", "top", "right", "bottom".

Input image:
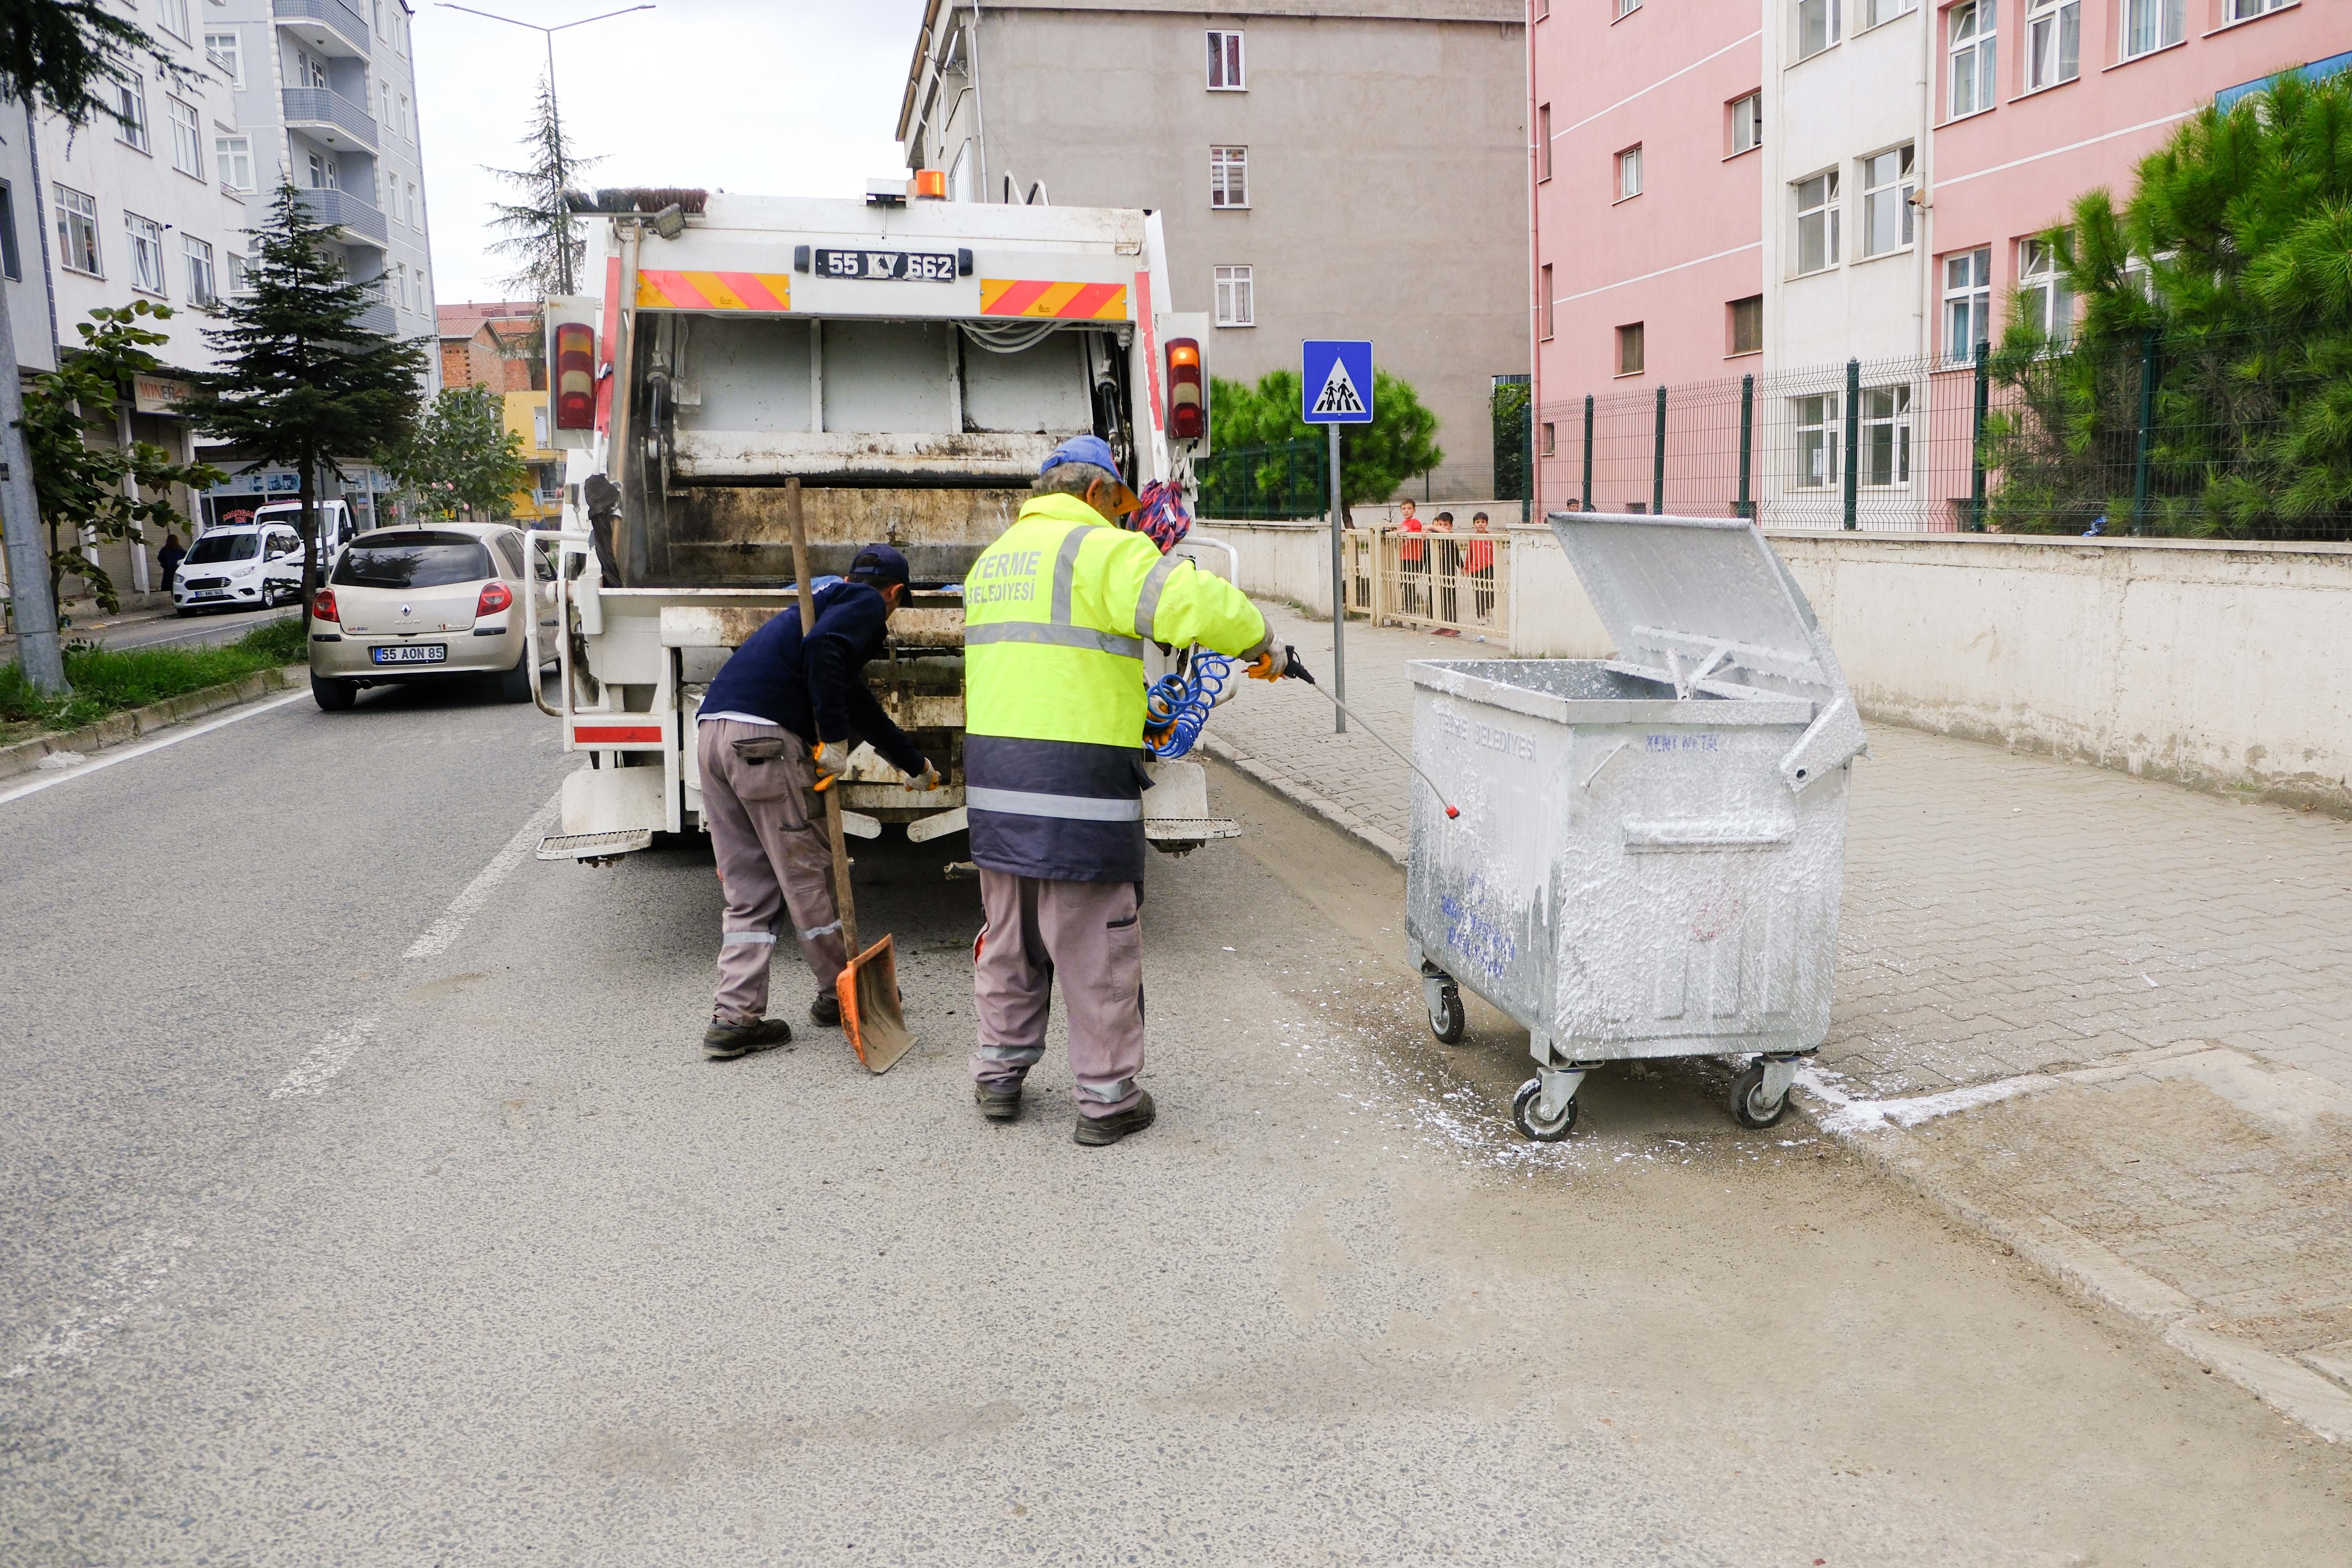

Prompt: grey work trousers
[
  {"left": 698, "top": 719, "right": 847, "bottom": 1024},
  {"left": 971, "top": 869, "right": 1145, "bottom": 1119}
]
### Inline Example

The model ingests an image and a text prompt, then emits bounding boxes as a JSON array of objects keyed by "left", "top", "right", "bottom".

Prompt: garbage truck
[{"left": 527, "top": 182, "right": 1234, "bottom": 864}]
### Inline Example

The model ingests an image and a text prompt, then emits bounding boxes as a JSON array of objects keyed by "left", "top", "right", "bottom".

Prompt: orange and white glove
[
  {"left": 812, "top": 741, "right": 843, "bottom": 792},
  {"left": 1246, "top": 643, "right": 1308, "bottom": 683},
  {"left": 903, "top": 760, "right": 941, "bottom": 793}
]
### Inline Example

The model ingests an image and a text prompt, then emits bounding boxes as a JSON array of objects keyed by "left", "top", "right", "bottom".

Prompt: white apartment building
[{"left": 1760, "top": 0, "right": 1937, "bottom": 527}]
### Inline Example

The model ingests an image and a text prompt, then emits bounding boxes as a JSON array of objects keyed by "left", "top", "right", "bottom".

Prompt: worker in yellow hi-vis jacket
[{"left": 961, "top": 435, "right": 1297, "bottom": 1145}]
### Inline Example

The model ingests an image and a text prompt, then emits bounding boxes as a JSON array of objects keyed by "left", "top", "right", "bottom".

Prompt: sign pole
[{"left": 1328, "top": 422, "right": 1344, "bottom": 734}]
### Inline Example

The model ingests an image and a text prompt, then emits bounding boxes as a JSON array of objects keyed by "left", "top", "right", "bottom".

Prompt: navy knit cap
[{"left": 847, "top": 542, "right": 911, "bottom": 588}]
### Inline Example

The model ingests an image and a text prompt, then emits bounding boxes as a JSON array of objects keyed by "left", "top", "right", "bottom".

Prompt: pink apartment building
[
  {"left": 1528, "top": 0, "right": 1763, "bottom": 514},
  {"left": 1929, "top": 0, "right": 2341, "bottom": 366}
]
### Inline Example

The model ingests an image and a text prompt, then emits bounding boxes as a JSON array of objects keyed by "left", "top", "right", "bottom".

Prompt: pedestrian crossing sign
[{"left": 1302, "top": 340, "right": 1374, "bottom": 425}]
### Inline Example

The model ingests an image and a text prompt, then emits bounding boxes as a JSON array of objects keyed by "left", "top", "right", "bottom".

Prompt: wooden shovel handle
[{"left": 783, "top": 477, "right": 857, "bottom": 957}]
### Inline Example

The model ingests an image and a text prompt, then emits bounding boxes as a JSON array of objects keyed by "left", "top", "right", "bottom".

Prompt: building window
[
  {"left": 1541, "top": 421, "right": 1556, "bottom": 456},
  {"left": 216, "top": 134, "right": 254, "bottom": 192},
  {"left": 158, "top": 0, "right": 191, "bottom": 39},
  {"left": 1860, "top": 144, "right": 1914, "bottom": 257},
  {"left": 1728, "top": 294, "right": 1763, "bottom": 355},
  {"left": 1210, "top": 146, "right": 1248, "bottom": 209},
  {"left": 54, "top": 185, "right": 101, "bottom": 276},
  {"left": 1949, "top": 1, "right": 1997, "bottom": 117},
  {"left": 1729, "top": 92, "right": 1762, "bottom": 155},
  {"left": 2121, "top": 0, "right": 2184, "bottom": 57},
  {"left": 948, "top": 140, "right": 972, "bottom": 204},
  {"left": 398, "top": 93, "right": 412, "bottom": 141},
  {"left": 1943, "top": 247, "right": 1992, "bottom": 360},
  {"left": 1794, "top": 394, "right": 1840, "bottom": 488},
  {"left": 1206, "top": 29, "right": 1244, "bottom": 90},
  {"left": 0, "top": 181, "right": 18, "bottom": 281},
  {"left": 1796, "top": 0, "right": 1841, "bottom": 59},
  {"left": 1616, "top": 145, "right": 1643, "bottom": 201},
  {"left": 1213, "top": 264, "right": 1254, "bottom": 326},
  {"left": 2025, "top": 0, "right": 2079, "bottom": 88},
  {"left": 114, "top": 77, "right": 150, "bottom": 152},
  {"left": 2226, "top": 0, "right": 2288, "bottom": 16},
  {"left": 296, "top": 50, "right": 327, "bottom": 89},
  {"left": 1536, "top": 0, "right": 1549, "bottom": 16},
  {"left": 204, "top": 30, "right": 241, "bottom": 85},
  {"left": 2019, "top": 235, "right": 2074, "bottom": 343},
  {"left": 1616, "top": 322, "right": 1645, "bottom": 377},
  {"left": 227, "top": 251, "right": 252, "bottom": 294},
  {"left": 308, "top": 150, "right": 338, "bottom": 190},
  {"left": 1540, "top": 263, "right": 1554, "bottom": 341},
  {"left": 1862, "top": 385, "right": 1912, "bottom": 486},
  {"left": 184, "top": 236, "right": 217, "bottom": 308},
  {"left": 126, "top": 213, "right": 167, "bottom": 295},
  {"left": 1861, "top": 0, "right": 1916, "bottom": 23},
  {"left": 1538, "top": 103, "right": 1552, "bottom": 181},
  {"left": 168, "top": 99, "right": 204, "bottom": 179},
  {"left": 1795, "top": 170, "right": 1839, "bottom": 274},
  {"left": 1617, "top": 0, "right": 1640, "bottom": 17}
]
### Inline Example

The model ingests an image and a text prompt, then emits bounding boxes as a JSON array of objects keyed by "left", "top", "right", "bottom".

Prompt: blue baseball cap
[
  {"left": 1039, "top": 435, "right": 1141, "bottom": 515},
  {"left": 847, "top": 542, "right": 911, "bottom": 588}
]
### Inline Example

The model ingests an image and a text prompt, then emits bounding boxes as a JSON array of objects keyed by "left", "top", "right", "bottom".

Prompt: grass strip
[{"left": 1, "top": 617, "right": 308, "bottom": 739}]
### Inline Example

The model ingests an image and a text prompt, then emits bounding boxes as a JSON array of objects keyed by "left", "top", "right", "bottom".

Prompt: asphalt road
[{"left": 2, "top": 677, "right": 2347, "bottom": 1565}]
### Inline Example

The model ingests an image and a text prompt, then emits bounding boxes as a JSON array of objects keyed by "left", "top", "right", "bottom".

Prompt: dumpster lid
[{"left": 1546, "top": 512, "right": 1847, "bottom": 707}]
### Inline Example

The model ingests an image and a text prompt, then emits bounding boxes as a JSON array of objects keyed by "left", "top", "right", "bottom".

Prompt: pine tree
[
  {"left": 176, "top": 182, "right": 429, "bottom": 605},
  {"left": 484, "top": 72, "right": 600, "bottom": 299}
]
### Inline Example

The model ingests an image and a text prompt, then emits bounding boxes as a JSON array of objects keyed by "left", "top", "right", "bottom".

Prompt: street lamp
[{"left": 435, "top": 3, "right": 654, "bottom": 296}]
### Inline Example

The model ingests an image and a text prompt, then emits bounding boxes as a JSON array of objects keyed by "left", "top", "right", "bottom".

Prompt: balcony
[
  {"left": 355, "top": 301, "right": 396, "bottom": 336},
  {"left": 295, "top": 186, "right": 389, "bottom": 246},
  {"left": 273, "top": 0, "right": 370, "bottom": 56},
  {"left": 282, "top": 87, "right": 377, "bottom": 152}
]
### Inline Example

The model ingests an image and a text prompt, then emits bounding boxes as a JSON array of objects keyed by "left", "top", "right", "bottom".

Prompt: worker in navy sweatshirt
[{"left": 692, "top": 543, "right": 937, "bottom": 1059}]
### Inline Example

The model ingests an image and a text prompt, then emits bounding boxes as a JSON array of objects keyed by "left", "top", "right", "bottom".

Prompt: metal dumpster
[{"left": 1404, "top": 511, "right": 1868, "bottom": 1139}]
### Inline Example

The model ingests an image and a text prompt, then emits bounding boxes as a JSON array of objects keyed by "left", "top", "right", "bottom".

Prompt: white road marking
[
  {"left": 268, "top": 1016, "right": 381, "bottom": 1098},
  {"left": 0, "top": 689, "right": 308, "bottom": 807},
  {"left": 402, "top": 792, "right": 562, "bottom": 961},
  {"left": 1798, "top": 1065, "right": 2055, "bottom": 1134},
  {"left": 4, "top": 1231, "right": 192, "bottom": 1380}
]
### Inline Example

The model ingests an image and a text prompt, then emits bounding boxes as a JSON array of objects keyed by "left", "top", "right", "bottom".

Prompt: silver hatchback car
[{"left": 308, "top": 523, "right": 553, "bottom": 710}]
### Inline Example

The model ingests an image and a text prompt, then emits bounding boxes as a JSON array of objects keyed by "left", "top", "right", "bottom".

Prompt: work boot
[
  {"left": 1073, "top": 1090, "right": 1156, "bottom": 1147},
  {"left": 974, "top": 1080, "right": 1023, "bottom": 1122},
  {"left": 703, "top": 1016, "right": 793, "bottom": 1060},
  {"left": 809, "top": 991, "right": 842, "bottom": 1027}
]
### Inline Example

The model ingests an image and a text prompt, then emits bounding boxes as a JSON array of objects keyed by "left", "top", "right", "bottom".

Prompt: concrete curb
[
  {"left": 1802, "top": 1095, "right": 2352, "bottom": 1443},
  {"left": 1201, "top": 735, "right": 1407, "bottom": 867},
  {"left": 0, "top": 665, "right": 308, "bottom": 784}
]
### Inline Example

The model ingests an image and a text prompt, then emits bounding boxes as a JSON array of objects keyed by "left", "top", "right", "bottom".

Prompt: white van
[
  {"left": 172, "top": 521, "right": 305, "bottom": 612},
  {"left": 250, "top": 498, "right": 359, "bottom": 575}
]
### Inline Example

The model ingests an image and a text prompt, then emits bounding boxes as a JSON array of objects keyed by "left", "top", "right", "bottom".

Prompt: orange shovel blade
[{"left": 836, "top": 932, "right": 916, "bottom": 1075}]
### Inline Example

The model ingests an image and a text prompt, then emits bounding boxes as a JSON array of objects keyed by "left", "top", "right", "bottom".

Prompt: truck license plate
[
  {"left": 813, "top": 248, "right": 957, "bottom": 283},
  {"left": 371, "top": 643, "right": 447, "bottom": 665}
]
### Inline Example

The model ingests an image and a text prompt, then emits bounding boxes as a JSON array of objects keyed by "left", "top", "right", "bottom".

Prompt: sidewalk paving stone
[{"left": 1206, "top": 596, "right": 2352, "bottom": 1434}]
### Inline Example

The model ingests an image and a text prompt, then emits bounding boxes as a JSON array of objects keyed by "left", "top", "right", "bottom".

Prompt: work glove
[
  {"left": 903, "top": 760, "right": 941, "bottom": 793},
  {"left": 812, "top": 741, "right": 843, "bottom": 793},
  {"left": 1246, "top": 643, "right": 1311, "bottom": 683}
]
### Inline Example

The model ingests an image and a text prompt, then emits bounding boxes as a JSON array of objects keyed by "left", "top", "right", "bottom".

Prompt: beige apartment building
[{"left": 897, "top": 0, "right": 1526, "bottom": 498}]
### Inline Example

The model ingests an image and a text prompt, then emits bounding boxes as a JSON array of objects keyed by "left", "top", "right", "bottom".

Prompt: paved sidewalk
[{"left": 1210, "top": 598, "right": 2352, "bottom": 1438}]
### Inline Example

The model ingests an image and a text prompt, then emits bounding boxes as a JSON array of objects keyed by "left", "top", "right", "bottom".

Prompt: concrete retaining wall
[{"left": 1193, "top": 519, "right": 2352, "bottom": 814}]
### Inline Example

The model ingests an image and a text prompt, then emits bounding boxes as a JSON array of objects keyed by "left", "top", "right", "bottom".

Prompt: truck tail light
[
  {"left": 477, "top": 580, "right": 514, "bottom": 616},
  {"left": 913, "top": 169, "right": 947, "bottom": 199},
  {"left": 311, "top": 587, "right": 339, "bottom": 624},
  {"left": 1166, "top": 337, "right": 1204, "bottom": 442},
  {"left": 554, "top": 321, "right": 596, "bottom": 431}
]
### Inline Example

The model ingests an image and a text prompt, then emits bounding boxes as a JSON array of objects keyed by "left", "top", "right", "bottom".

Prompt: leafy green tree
[
  {"left": 22, "top": 302, "right": 225, "bottom": 614},
  {"left": 1209, "top": 368, "right": 1442, "bottom": 518},
  {"left": 1986, "top": 68, "right": 2352, "bottom": 537},
  {"left": 2, "top": 0, "right": 201, "bottom": 692},
  {"left": 177, "top": 182, "right": 428, "bottom": 604},
  {"left": 388, "top": 385, "right": 530, "bottom": 520}
]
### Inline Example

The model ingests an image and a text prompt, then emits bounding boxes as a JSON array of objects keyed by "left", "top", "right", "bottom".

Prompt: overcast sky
[{"left": 416, "top": 0, "right": 928, "bottom": 305}]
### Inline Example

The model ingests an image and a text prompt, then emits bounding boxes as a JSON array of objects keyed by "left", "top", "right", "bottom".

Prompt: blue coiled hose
[{"left": 1143, "top": 649, "right": 1233, "bottom": 760}]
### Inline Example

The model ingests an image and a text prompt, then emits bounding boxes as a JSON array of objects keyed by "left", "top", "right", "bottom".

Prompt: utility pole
[
  {"left": 0, "top": 261, "right": 64, "bottom": 694},
  {"left": 438, "top": 3, "right": 654, "bottom": 295}
]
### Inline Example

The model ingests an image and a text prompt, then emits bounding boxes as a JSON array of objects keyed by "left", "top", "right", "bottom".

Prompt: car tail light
[
  {"left": 477, "top": 580, "right": 514, "bottom": 616},
  {"left": 311, "top": 587, "right": 340, "bottom": 624},
  {"left": 1166, "top": 337, "right": 1204, "bottom": 442},
  {"left": 554, "top": 321, "right": 596, "bottom": 431}
]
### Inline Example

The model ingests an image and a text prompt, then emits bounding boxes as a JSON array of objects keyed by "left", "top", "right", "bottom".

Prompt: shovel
[{"left": 784, "top": 478, "right": 917, "bottom": 1075}]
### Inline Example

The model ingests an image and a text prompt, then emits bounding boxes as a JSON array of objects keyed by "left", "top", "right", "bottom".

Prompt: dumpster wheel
[
  {"left": 1512, "top": 1078, "right": 1578, "bottom": 1141},
  {"left": 1729, "top": 1062, "right": 1793, "bottom": 1130},
  {"left": 1428, "top": 983, "right": 1466, "bottom": 1046}
]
